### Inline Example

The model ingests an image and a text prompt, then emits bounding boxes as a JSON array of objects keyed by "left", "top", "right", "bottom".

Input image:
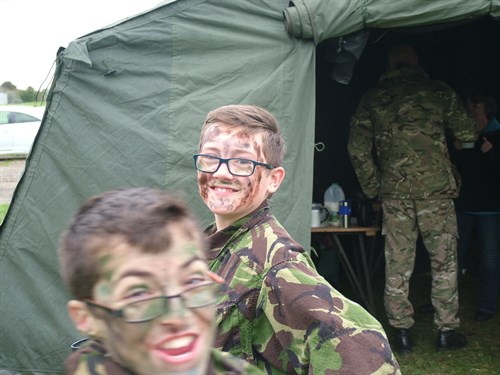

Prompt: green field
[
  {"left": 0, "top": 204, "right": 8, "bottom": 224},
  {"left": 338, "top": 270, "right": 500, "bottom": 374}
]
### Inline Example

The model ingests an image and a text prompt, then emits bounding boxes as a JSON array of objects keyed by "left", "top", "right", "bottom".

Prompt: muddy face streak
[
  {"left": 248, "top": 170, "right": 261, "bottom": 202},
  {"left": 252, "top": 139, "right": 264, "bottom": 162},
  {"left": 255, "top": 168, "right": 264, "bottom": 184},
  {"left": 198, "top": 173, "right": 209, "bottom": 200},
  {"left": 238, "top": 171, "right": 259, "bottom": 207},
  {"left": 227, "top": 129, "right": 252, "bottom": 151},
  {"left": 209, "top": 195, "right": 234, "bottom": 212},
  {"left": 204, "top": 126, "right": 221, "bottom": 140},
  {"left": 235, "top": 130, "right": 251, "bottom": 142},
  {"left": 222, "top": 141, "right": 252, "bottom": 155},
  {"left": 203, "top": 125, "right": 233, "bottom": 146},
  {"left": 240, "top": 180, "right": 252, "bottom": 206}
]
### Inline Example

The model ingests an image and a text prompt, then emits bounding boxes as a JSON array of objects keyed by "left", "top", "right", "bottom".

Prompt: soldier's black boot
[
  {"left": 436, "top": 330, "right": 467, "bottom": 352},
  {"left": 393, "top": 328, "right": 413, "bottom": 355}
]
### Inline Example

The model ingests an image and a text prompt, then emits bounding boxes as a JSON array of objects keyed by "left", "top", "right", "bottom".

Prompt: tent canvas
[
  {"left": 0, "top": 0, "right": 499, "bottom": 373},
  {"left": 0, "top": 1, "right": 315, "bottom": 373}
]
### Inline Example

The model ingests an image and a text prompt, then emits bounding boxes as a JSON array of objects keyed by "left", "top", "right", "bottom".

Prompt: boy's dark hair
[{"left": 58, "top": 187, "right": 202, "bottom": 300}]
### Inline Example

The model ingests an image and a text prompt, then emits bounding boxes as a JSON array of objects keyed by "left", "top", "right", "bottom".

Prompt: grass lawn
[
  {"left": 313, "top": 231, "right": 500, "bottom": 374},
  {"left": 334, "top": 264, "right": 500, "bottom": 374},
  {"left": 0, "top": 159, "right": 14, "bottom": 166},
  {"left": 0, "top": 204, "right": 8, "bottom": 225},
  {"left": 387, "top": 273, "right": 499, "bottom": 374}
]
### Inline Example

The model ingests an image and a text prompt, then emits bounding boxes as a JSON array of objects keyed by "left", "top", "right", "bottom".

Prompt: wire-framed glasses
[
  {"left": 85, "top": 282, "right": 220, "bottom": 323},
  {"left": 193, "top": 153, "right": 273, "bottom": 177}
]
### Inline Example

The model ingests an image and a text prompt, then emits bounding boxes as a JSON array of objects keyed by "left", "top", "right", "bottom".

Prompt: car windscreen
[{"left": 0, "top": 111, "right": 40, "bottom": 124}]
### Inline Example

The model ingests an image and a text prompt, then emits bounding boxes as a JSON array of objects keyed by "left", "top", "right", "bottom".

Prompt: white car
[{"left": 0, "top": 105, "right": 45, "bottom": 159}]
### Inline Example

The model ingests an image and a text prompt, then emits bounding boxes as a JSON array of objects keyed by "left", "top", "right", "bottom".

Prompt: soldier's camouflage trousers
[{"left": 382, "top": 199, "right": 460, "bottom": 331}]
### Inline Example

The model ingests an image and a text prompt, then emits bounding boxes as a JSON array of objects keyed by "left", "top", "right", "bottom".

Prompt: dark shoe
[
  {"left": 436, "top": 330, "right": 467, "bottom": 351},
  {"left": 393, "top": 328, "right": 413, "bottom": 355},
  {"left": 475, "top": 311, "right": 494, "bottom": 322},
  {"left": 418, "top": 302, "right": 434, "bottom": 314}
]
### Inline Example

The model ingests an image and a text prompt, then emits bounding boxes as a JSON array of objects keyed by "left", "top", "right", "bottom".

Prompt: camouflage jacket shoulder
[
  {"left": 348, "top": 66, "right": 477, "bottom": 199},
  {"left": 205, "top": 207, "right": 401, "bottom": 374},
  {"left": 65, "top": 340, "right": 264, "bottom": 374},
  {"left": 212, "top": 349, "right": 267, "bottom": 374}
]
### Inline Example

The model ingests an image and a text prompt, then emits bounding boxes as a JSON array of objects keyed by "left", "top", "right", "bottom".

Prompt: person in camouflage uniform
[
  {"left": 194, "top": 104, "right": 400, "bottom": 374},
  {"left": 347, "top": 44, "right": 477, "bottom": 354},
  {"left": 58, "top": 187, "right": 265, "bottom": 375}
]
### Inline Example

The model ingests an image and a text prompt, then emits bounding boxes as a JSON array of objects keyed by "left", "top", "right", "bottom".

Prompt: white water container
[{"left": 324, "top": 183, "right": 345, "bottom": 214}]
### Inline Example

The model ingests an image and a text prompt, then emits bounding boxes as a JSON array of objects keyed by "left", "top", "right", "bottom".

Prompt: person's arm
[
  {"left": 261, "top": 258, "right": 400, "bottom": 374},
  {"left": 481, "top": 130, "right": 500, "bottom": 176},
  {"left": 444, "top": 89, "right": 478, "bottom": 143},
  {"left": 348, "top": 98, "right": 379, "bottom": 199}
]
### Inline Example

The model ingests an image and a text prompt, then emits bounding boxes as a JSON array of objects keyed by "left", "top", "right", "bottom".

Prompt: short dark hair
[
  {"left": 387, "top": 44, "right": 419, "bottom": 69},
  {"left": 58, "top": 187, "right": 203, "bottom": 300}
]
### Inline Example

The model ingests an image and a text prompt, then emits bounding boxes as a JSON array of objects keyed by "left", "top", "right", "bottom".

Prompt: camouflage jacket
[
  {"left": 65, "top": 339, "right": 265, "bottom": 374},
  {"left": 348, "top": 67, "right": 477, "bottom": 199},
  {"left": 205, "top": 206, "right": 400, "bottom": 375}
]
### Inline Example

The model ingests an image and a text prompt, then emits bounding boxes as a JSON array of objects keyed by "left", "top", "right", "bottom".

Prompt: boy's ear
[
  {"left": 267, "top": 166, "right": 285, "bottom": 194},
  {"left": 67, "top": 300, "right": 94, "bottom": 333}
]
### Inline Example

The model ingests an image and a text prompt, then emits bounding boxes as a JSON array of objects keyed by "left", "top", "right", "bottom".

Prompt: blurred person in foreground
[
  {"left": 58, "top": 187, "right": 265, "bottom": 375},
  {"left": 194, "top": 104, "right": 400, "bottom": 374},
  {"left": 452, "top": 92, "right": 500, "bottom": 322},
  {"left": 348, "top": 44, "right": 477, "bottom": 354}
]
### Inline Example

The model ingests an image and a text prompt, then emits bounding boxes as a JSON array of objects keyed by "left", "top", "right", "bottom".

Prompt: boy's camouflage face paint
[
  {"left": 197, "top": 124, "right": 271, "bottom": 228},
  {"left": 89, "top": 226, "right": 215, "bottom": 375},
  {"left": 98, "top": 254, "right": 114, "bottom": 282}
]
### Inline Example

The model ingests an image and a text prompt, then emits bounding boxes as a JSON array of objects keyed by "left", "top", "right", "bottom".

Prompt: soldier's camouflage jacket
[
  {"left": 205, "top": 206, "right": 400, "bottom": 374},
  {"left": 65, "top": 339, "right": 265, "bottom": 374},
  {"left": 348, "top": 66, "right": 477, "bottom": 199}
]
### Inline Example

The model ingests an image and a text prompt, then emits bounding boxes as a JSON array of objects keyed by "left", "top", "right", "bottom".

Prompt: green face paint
[
  {"left": 184, "top": 243, "right": 200, "bottom": 256},
  {"left": 98, "top": 253, "right": 114, "bottom": 281},
  {"left": 87, "top": 233, "right": 215, "bottom": 375},
  {"left": 95, "top": 282, "right": 112, "bottom": 300}
]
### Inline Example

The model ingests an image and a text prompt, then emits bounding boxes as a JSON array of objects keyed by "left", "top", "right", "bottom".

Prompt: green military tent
[{"left": 1, "top": 0, "right": 499, "bottom": 373}]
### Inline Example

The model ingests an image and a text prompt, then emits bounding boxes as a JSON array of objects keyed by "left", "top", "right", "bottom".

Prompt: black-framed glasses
[
  {"left": 193, "top": 154, "right": 273, "bottom": 177},
  {"left": 85, "top": 282, "right": 220, "bottom": 323}
]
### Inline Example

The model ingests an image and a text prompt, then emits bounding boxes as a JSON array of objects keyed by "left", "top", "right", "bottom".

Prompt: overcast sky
[{"left": 0, "top": 0, "right": 163, "bottom": 90}]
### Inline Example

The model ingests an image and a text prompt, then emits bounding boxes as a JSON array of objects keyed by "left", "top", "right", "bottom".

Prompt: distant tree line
[{"left": 0, "top": 81, "right": 48, "bottom": 104}]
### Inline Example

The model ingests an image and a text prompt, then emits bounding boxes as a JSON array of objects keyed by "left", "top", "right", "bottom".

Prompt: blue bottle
[{"left": 338, "top": 200, "right": 351, "bottom": 228}]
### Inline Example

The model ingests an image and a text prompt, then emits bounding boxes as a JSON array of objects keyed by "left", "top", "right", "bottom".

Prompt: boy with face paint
[
  {"left": 195, "top": 105, "right": 400, "bottom": 374},
  {"left": 58, "top": 187, "right": 264, "bottom": 375}
]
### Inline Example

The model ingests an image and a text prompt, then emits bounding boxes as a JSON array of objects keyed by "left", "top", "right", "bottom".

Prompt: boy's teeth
[{"left": 162, "top": 336, "right": 193, "bottom": 349}]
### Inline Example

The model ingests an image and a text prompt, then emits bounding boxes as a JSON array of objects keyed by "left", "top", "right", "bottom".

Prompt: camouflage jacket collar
[
  {"left": 65, "top": 340, "right": 235, "bottom": 375},
  {"left": 379, "top": 66, "right": 428, "bottom": 83},
  {"left": 65, "top": 340, "right": 134, "bottom": 375},
  {"left": 204, "top": 203, "right": 269, "bottom": 262}
]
